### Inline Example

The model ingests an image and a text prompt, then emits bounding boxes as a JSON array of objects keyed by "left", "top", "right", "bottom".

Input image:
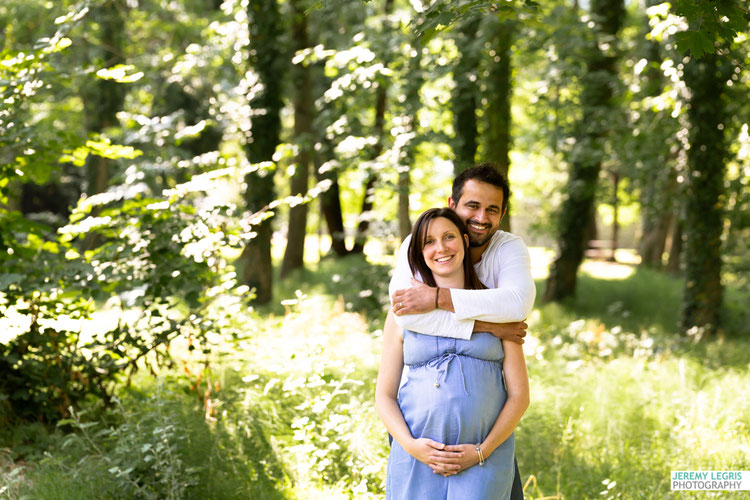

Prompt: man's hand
[
  {"left": 392, "top": 279, "right": 436, "bottom": 316},
  {"left": 432, "top": 443, "right": 480, "bottom": 477},
  {"left": 475, "top": 320, "right": 528, "bottom": 344}
]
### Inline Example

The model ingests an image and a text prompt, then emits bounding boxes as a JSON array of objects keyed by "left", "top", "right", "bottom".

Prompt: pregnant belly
[{"left": 398, "top": 356, "right": 507, "bottom": 446}]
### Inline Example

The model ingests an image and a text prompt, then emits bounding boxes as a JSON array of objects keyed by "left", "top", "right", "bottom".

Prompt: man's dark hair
[{"left": 451, "top": 163, "right": 510, "bottom": 213}]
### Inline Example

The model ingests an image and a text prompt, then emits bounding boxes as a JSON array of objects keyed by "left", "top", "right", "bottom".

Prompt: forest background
[{"left": 1, "top": 0, "right": 749, "bottom": 498}]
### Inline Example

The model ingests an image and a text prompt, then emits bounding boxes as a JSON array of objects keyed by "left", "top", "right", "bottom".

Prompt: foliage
[
  {"left": 270, "top": 252, "right": 391, "bottom": 321},
  {"left": 3, "top": 380, "right": 292, "bottom": 499},
  {"left": 1, "top": 159, "right": 257, "bottom": 423},
  {"left": 4, "top": 264, "right": 749, "bottom": 499},
  {"left": 0, "top": 2, "right": 83, "bottom": 186},
  {"left": 411, "top": 0, "right": 748, "bottom": 55},
  {"left": 243, "top": 300, "right": 385, "bottom": 496},
  {"left": 657, "top": 0, "right": 749, "bottom": 57},
  {"left": 0, "top": 1, "right": 264, "bottom": 424},
  {"left": 53, "top": 394, "right": 200, "bottom": 499},
  {"left": 0, "top": 0, "right": 748, "bottom": 496}
]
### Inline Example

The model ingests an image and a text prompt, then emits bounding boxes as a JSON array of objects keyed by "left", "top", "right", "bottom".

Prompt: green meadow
[{"left": 2, "top": 254, "right": 748, "bottom": 499}]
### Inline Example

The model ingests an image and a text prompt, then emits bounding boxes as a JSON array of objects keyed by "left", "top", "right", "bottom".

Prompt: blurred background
[{"left": 1, "top": 0, "right": 748, "bottom": 498}]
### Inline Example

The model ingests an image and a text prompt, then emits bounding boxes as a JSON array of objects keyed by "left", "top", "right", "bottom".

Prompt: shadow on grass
[
  {"left": 535, "top": 266, "right": 749, "bottom": 338},
  {"left": 2, "top": 385, "right": 292, "bottom": 500},
  {"left": 534, "top": 267, "right": 682, "bottom": 334}
]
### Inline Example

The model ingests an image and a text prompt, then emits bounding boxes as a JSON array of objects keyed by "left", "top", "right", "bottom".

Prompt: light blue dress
[{"left": 386, "top": 330, "right": 515, "bottom": 499}]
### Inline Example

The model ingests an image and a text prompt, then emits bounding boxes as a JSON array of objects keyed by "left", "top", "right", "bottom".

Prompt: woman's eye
[{"left": 445, "top": 234, "right": 454, "bottom": 240}]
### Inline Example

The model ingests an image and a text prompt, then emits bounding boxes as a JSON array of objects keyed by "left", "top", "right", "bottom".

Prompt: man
[{"left": 386, "top": 163, "right": 535, "bottom": 498}]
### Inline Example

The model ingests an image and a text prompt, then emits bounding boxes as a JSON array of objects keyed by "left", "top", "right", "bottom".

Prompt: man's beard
[{"left": 467, "top": 221, "right": 496, "bottom": 247}]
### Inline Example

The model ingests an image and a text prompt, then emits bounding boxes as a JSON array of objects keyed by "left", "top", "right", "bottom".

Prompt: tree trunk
[
  {"left": 240, "top": 0, "right": 285, "bottom": 304},
  {"left": 314, "top": 145, "right": 349, "bottom": 256},
  {"left": 452, "top": 16, "right": 480, "bottom": 173},
  {"left": 544, "top": 0, "right": 625, "bottom": 303},
  {"left": 351, "top": 0, "right": 394, "bottom": 254},
  {"left": 680, "top": 53, "right": 728, "bottom": 335},
  {"left": 280, "top": 0, "right": 314, "bottom": 278},
  {"left": 485, "top": 19, "right": 514, "bottom": 232},
  {"left": 82, "top": 0, "right": 127, "bottom": 197},
  {"left": 666, "top": 217, "right": 683, "bottom": 274},
  {"left": 639, "top": 175, "right": 675, "bottom": 268},
  {"left": 398, "top": 31, "right": 426, "bottom": 241},
  {"left": 636, "top": 1, "right": 672, "bottom": 269},
  {"left": 609, "top": 171, "right": 619, "bottom": 262}
]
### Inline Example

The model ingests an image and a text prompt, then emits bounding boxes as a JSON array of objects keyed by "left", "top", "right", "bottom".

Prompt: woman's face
[{"left": 421, "top": 216, "right": 467, "bottom": 281}]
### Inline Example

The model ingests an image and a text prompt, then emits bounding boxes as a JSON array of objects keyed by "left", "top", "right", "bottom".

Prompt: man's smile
[{"left": 468, "top": 221, "right": 490, "bottom": 232}]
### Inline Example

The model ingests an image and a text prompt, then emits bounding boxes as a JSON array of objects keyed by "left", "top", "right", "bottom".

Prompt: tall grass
[
  {"left": 519, "top": 306, "right": 750, "bottom": 498},
  {"left": 2, "top": 260, "right": 748, "bottom": 499}
]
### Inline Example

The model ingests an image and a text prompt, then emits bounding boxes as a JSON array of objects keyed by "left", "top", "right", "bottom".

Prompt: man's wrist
[{"left": 436, "top": 287, "right": 455, "bottom": 312}]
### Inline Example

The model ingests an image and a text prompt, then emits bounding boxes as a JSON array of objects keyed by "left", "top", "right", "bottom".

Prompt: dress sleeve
[
  {"left": 388, "top": 236, "right": 474, "bottom": 340},
  {"left": 449, "top": 238, "right": 536, "bottom": 322}
]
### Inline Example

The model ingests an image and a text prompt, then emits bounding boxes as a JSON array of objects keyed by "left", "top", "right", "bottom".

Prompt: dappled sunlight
[
  {"left": 235, "top": 293, "right": 386, "bottom": 497},
  {"left": 580, "top": 260, "right": 636, "bottom": 280},
  {"left": 529, "top": 246, "right": 639, "bottom": 281},
  {"left": 528, "top": 247, "right": 555, "bottom": 280},
  {"left": 247, "top": 293, "right": 379, "bottom": 376}
]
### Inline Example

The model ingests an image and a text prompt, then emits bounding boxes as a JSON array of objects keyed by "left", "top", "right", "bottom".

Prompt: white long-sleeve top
[{"left": 388, "top": 230, "right": 536, "bottom": 340}]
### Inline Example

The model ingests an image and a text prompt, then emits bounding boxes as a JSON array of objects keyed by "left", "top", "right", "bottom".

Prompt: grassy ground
[{"left": 2, "top": 254, "right": 749, "bottom": 499}]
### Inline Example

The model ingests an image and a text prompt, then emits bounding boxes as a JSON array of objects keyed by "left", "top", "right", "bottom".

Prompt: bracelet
[
  {"left": 475, "top": 444, "right": 485, "bottom": 466},
  {"left": 435, "top": 288, "right": 440, "bottom": 309}
]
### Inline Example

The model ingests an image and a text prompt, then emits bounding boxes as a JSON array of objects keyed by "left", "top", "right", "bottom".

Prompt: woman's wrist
[
  {"left": 403, "top": 436, "right": 417, "bottom": 455},
  {"left": 478, "top": 442, "right": 494, "bottom": 460}
]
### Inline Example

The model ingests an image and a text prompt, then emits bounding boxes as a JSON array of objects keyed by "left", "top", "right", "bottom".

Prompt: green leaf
[
  {"left": 86, "top": 140, "right": 142, "bottom": 160},
  {"left": 0, "top": 273, "right": 23, "bottom": 290},
  {"left": 95, "top": 64, "right": 144, "bottom": 83},
  {"left": 674, "top": 31, "right": 714, "bottom": 58}
]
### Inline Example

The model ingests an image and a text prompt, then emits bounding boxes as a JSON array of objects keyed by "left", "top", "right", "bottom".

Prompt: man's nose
[{"left": 474, "top": 209, "right": 488, "bottom": 223}]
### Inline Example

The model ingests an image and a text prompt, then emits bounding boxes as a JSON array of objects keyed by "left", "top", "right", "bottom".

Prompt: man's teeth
[{"left": 470, "top": 223, "right": 486, "bottom": 230}]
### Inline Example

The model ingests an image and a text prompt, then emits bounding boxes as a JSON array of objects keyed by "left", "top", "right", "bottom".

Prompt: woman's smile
[{"left": 434, "top": 255, "right": 455, "bottom": 263}]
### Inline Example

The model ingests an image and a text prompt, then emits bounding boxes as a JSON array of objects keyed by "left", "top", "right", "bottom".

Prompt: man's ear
[{"left": 448, "top": 196, "right": 456, "bottom": 210}]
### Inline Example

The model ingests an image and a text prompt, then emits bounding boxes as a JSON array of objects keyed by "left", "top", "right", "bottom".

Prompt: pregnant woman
[{"left": 376, "top": 208, "right": 529, "bottom": 499}]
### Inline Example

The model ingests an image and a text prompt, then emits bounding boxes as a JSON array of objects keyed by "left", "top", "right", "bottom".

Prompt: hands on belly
[{"left": 406, "top": 438, "right": 480, "bottom": 477}]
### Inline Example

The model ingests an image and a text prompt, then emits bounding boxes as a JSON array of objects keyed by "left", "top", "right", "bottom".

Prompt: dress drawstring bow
[{"left": 426, "top": 352, "right": 469, "bottom": 395}]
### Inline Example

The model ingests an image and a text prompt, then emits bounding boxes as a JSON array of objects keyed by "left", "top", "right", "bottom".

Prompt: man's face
[{"left": 448, "top": 179, "right": 506, "bottom": 249}]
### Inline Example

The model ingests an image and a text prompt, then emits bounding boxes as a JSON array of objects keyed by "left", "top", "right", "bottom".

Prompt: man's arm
[
  {"left": 389, "top": 235, "right": 475, "bottom": 340},
  {"left": 449, "top": 238, "right": 536, "bottom": 323},
  {"left": 392, "top": 236, "right": 535, "bottom": 323}
]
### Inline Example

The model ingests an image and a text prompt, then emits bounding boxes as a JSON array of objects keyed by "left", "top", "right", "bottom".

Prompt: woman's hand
[
  {"left": 406, "top": 438, "right": 461, "bottom": 472},
  {"left": 433, "top": 443, "right": 481, "bottom": 476}
]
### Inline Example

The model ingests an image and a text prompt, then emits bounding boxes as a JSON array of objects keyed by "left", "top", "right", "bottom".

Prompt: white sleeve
[
  {"left": 388, "top": 236, "right": 474, "bottom": 340},
  {"left": 449, "top": 238, "right": 536, "bottom": 322}
]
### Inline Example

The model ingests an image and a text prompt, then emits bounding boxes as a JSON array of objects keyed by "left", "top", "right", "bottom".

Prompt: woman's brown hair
[{"left": 407, "top": 208, "right": 486, "bottom": 291}]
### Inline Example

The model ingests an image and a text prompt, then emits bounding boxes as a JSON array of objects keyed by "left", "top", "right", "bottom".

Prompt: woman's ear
[{"left": 464, "top": 234, "right": 469, "bottom": 247}]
